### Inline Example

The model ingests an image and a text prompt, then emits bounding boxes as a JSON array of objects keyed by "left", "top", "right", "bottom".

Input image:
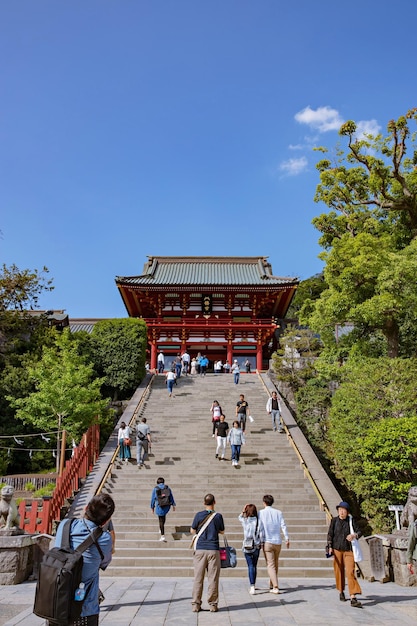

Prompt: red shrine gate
[{"left": 115, "top": 256, "right": 298, "bottom": 371}]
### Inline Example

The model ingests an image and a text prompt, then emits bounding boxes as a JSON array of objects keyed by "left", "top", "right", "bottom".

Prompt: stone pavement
[{"left": 1, "top": 576, "right": 416, "bottom": 625}]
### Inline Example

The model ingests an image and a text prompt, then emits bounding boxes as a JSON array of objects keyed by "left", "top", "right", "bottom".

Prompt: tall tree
[
  {"left": 90, "top": 318, "right": 147, "bottom": 400},
  {"left": 302, "top": 110, "right": 417, "bottom": 356},
  {"left": 8, "top": 329, "right": 111, "bottom": 440}
]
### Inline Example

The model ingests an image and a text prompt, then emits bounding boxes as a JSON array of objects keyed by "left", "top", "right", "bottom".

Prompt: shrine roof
[{"left": 116, "top": 256, "right": 298, "bottom": 287}]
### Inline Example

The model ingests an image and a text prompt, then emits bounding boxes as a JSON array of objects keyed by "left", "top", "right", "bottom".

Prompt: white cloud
[
  {"left": 355, "top": 119, "right": 381, "bottom": 140},
  {"left": 295, "top": 106, "right": 344, "bottom": 132},
  {"left": 288, "top": 143, "right": 304, "bottom": 150},
  {"left": 279, "top": 156, "right": 308, "bottom": 176}
]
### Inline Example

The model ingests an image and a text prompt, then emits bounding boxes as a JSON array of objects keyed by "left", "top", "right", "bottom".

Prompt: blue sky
[{"left": 1, "top": 1, "right": 416, "bottom": 318}]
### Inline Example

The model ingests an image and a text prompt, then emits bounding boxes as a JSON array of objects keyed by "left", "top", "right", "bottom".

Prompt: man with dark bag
[
  {"left": 190, "top": 493, "right": 225, "bottom": 613},
  {"left": 136, "top": 417, "right": 151, "bottom": 468},
  {"left": 34, "top": 494, "right": 115, "bottom": 626}
]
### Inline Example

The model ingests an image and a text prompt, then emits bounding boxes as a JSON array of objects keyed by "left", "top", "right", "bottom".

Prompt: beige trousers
[
  {"left": 263, "top": 542, "right": 282, "bottom": 588},
  {"left": 192, "top": 550, "right": 221, "bottom": 607}
]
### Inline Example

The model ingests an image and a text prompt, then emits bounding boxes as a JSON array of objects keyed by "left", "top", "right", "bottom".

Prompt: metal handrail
[
  {"left": 258, "top": 372, "right": 332, "bottom": 522},
  {"left": 95, "top": 375, "right": 155, "bottom": 496}
]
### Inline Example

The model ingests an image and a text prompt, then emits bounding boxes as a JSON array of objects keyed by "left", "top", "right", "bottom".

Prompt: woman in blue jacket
[{"left": 150, "top": 477, "right": 176, "bottom": 542}]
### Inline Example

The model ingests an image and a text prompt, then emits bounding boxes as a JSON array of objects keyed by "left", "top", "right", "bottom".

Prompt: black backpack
[
  {"left": 33, "top": 518, "right": 103, "bottom": 625},
  {"left": 156, "top": 486, "right": 171, "bottom": 507}
]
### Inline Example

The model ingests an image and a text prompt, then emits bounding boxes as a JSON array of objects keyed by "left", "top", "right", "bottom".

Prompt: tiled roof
[
  {"left": 70, "top": 322, "right": 96, "bottom": 334},
  {"left": 69, "top": 319, "right": 106, "bottom": 334},
  {"left": 116, "top": 257, "right": 298, "bottom": 287}
]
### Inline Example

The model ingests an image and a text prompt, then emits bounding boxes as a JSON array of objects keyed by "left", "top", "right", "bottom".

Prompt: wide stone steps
[{"left": 102, "top": 372, "right": 333, "bottom": 578}]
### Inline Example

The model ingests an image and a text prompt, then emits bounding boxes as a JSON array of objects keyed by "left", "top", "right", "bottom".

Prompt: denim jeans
[
  {"left": 271, "top": 409, "right": 282, "bottom": 431},
  {"left": 136, "top": 440, "right": 148, "bottom": 465},
  {"left": 234, "top": 372, "right": 240, "bottom": 384},
  {"left": 231, "top": 444, "right": 241, "bottom": 462},
  {"left": 244, "top": 548, "right": 260, "bottom": 585}
]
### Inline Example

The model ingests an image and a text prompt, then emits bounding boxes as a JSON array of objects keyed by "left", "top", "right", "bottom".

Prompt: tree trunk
[{"left": 384, "top": 319, "right": 399, "bottom": 358}]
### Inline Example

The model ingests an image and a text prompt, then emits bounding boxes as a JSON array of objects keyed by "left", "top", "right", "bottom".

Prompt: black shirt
[
  {"left": 237, "top": 400, "right": 248, "bottom": 415},
  {"left": 216, "top": 421, "right": 229, "bottom": 437}
]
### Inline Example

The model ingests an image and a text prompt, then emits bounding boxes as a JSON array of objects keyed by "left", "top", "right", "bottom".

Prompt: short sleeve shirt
[
  {"left": 137, "top": 423, "right": 150, "bottom": 439},
  {"left": 237, "top": 400, "right": 248, "bottom": 415},
  {"left": 216, "top": 421, "right": 229, "bottom": 437},
  {"left": 191, "top": 511, "right": 225, "bottom": 550}
]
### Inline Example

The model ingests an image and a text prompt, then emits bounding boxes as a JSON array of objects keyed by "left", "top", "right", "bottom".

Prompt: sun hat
[{"left": 336, "top": 501, "right": 350, "bottom": 511}]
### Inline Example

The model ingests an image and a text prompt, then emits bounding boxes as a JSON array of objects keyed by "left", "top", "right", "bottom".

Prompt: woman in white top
[
  {"left": 210, "top": 400, "right": 222, "bottom": 436},
  {"left": 117, "top": 421, "right": 131, "bottom": 462},
  {"left": 238, "top": 503, "right": 263, "bottom": 594}
]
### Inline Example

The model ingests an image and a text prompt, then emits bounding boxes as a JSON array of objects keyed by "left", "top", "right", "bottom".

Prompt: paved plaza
[{"left": 1, "top": 576, "right": 416, "bottom": 626}]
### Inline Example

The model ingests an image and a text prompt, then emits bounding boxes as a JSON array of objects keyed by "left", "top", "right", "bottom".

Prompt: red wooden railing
[{"left": 18, "top": 424, "right": 100, "bottom": 535}]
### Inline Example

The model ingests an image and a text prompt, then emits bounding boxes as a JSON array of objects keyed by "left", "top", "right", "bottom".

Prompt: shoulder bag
[
  {"left": 189, "top": 512, "right": 216, "bottom": 549},
  {"left": 349, "top": 515, "right": 363, "bottom": 562},
  {"left": 220, "top": 535, "right": 237, "bottom": 568}
]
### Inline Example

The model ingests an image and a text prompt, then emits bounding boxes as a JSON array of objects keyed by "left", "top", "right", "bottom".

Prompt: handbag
[
  {"left": 124, "top": 438, "right": 131, "bottom": 446},
  {"left": 349, "top": 515, "right": 363, "bottom": 562},
  {"left": 219, "top": 536, "right": 237, "bottom": 568}
]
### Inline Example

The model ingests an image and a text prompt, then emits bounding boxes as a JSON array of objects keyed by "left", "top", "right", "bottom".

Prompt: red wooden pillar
[
  {"left": 256, "top": 343, "right": 263, "bottom": 371},
  {"left": 150, "top": 343, "right": 157, "bottom": 371},
  {"left": 227, "top": 343, "right": 233, "bottom": 366}
]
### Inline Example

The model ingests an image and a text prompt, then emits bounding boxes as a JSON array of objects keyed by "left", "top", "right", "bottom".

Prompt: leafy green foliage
[
  {"left": 357, "top": 417, "right": 417, "bottom": 530},
  {"left": 272, "top": 326, "right": 322, "bottom": 393},
  {"left": 295, "top": 378, "right": 332, "bottom": 453},
  {"left": 0, "top": 264, "right": 54, "bottom": 311},
  {"left": 8, "top": 329, "right": 111, "bottom": 440},
  {"left": 91, "top": 318, "right": 147, "bottom": 400},
  {"left": 304, "top": 110, "right": 417, "bottom": 357},
  {"left": 286, "top": 273, "right": 327, "bottom": 319},
  {"left": 327, "top": 357, "right": 417, "bottom": 530}
]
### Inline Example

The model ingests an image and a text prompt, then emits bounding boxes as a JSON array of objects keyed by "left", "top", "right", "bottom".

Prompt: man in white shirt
[
  {"left": 157, "top": 351, "right": 165, "bottom": 373},
  {"left": 258, "top": 494, "right": 290, "bottom": 594},
  {"left": 266, "top": 391, "right": 283, "bottom": 433},
  {"left": 181, "top": 350, "right": 190, "bottom": 375}
]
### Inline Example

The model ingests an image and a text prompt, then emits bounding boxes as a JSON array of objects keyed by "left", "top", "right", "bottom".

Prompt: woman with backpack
[
  {"left": 150, "top": 477, "right": 176, "bottom": 542},
  {"left": 238, "top": 503, "right": 263, "bottom": 595}
]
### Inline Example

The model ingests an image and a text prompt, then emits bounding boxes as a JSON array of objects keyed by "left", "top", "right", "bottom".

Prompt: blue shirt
[
  {"left": 150, "top": 483, "right": 176, "bottom": 516},
  {"left": 54, "top": 518, "right": 113, "bottom": 617},
  {"left": 191, "top": 510, "right": 225, "bottom": 550}
]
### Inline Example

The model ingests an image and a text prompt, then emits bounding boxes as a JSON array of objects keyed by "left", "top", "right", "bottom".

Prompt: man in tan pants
[
  {"left": 258, "top": 494, "right": 290, "bottom": 594},
  {"left": 190, "top": 494, "right": 225, "bottom": 613}
]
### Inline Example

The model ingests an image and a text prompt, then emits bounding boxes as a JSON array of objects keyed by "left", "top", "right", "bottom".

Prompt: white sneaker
[
  {"left": 249, "top": 586, "right": 255, "bottom": 595},
  {"left": 269, "top": 587, "right": 279, "bottom": 594},
  {"left": 159, "top": 536, "right": 166, "bottom": 542}
]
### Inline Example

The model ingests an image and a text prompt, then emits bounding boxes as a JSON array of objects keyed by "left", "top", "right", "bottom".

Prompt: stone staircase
[{"left": 102, "top": 372, "right": 333, "bottom": 578}]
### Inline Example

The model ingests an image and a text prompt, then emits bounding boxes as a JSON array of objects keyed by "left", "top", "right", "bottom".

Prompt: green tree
[
  {"left": 303, "top": 110, "right": 417, "bottom": 357},
  {"left": 295, "top": 378, "right": 332, "bottom": 453},
  {"left": 313, "top": 109, "right": 417, "bottom": 248},
  {"left": 357, "top": 416, "right": 417, "bottom": 530},
  {"left": 91, "top": 318, "right": 147, "bottom": 400},
  {"left": 327, "top": 357, "right": 417, "bottom": 529},
  {"left": 286, "top": 273, "right": 327, "bottom": 319},
  {"left": 0, "top": 264, "right": 54, "bottom": 364},
  {"left": 272, "top": 326, "right": 322, "bottom": 393},
  {"left": 8, "top": 329, "right": 111, "bottom": 440}
]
